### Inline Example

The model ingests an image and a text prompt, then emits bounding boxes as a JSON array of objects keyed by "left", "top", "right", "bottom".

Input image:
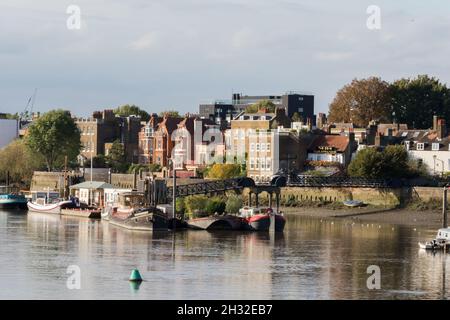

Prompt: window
[
  {"left": 432, "top": 143, "right": 440, "bottom": 151},
  {"left": 261, "top": 143, "right": 266, "bottom": 152},
  {"left": 267, "top": 143, "right": 271, "bottom": 151},
  {"left": 249, "top": 159, "right": 255, "bottom": 170},
  {"left": 256, "top": 143, "right": 260, "bottom": 151},
  {"left": 266, "top": 158, "right": 271, "bottom": 170},
  {"left": 298, "top": 107, "right": 303, "bottom": 113},
  {"left": 260, "top": 158, "right": 265, "bottom": 170},
  {"left": 404, "top": 141, "right": 410, "bottom": 150},
  {"left": 417, "top": 143, "right": 424, "bottom": 151}
]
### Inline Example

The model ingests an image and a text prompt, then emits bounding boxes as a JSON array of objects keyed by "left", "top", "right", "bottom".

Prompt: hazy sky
[{"left": 1, "top": 0, "right": 449, "bottom": 117}]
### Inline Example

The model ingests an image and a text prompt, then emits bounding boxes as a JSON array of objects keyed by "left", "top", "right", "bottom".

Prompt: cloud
[
  {"left": 314, "top": 52, "right": 353, "bottom": 62},
  {"left": 129, "top": 31, "right": 160, "bottom": 51}
]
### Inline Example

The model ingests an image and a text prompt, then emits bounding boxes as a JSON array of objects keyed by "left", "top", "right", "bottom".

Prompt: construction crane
[{"left": 20, "top": 88, "right": 37, "bottom": 123}]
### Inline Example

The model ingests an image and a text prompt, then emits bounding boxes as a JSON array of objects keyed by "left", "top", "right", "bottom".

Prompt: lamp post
[{"left": 169, "top": 158, "right": 177, "bottom": 230}]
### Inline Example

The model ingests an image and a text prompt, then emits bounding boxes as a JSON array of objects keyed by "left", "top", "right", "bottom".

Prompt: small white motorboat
[
  {"left": 343, "top": 200, "right": 364, "bottom": 207},
  {"left": 418, "top": 228, "right": 450, "bottom": 250},
  {"left": 418, "top": 241, "right": 440, "bottom": 250}
]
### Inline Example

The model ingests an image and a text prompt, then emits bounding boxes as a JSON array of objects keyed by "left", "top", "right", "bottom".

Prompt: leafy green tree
[
  {"left": 328, "top": 77, "right": 391, "bottom": 127},
  {"left": 207, "top": 164, "right": 243, "bottom": 179},
  {"left": 225, "top": 195, "right": 243, "bottom": 213},
  {"left": 106, "top": 140, "right": 128, "bottom": 172},
  {"left": 114, "top": 104, "right": 150, "bottom": 121},
  {"left": 92, "top": 154, "right": 106, "bottom": 168},
  {"left": 348, "top": 145, "right": 417, "bottom": 179},
  {"left": 245, "top": 100, "right": 276, "bottom": 113},
  {"left": 26, "top": 109, "right": 81, "bottom": 171},
  {"left": 390, "top": 75, "right": 450, "bottom": 129},
  {"left": 205, "top": 197, "right": 226, "bottom": 214},
  {"left": 0, "top": 139, "right": 45, "bottom": 186},
  {"left": 347, "top": 148, "right": 384, "bottom": 179}
]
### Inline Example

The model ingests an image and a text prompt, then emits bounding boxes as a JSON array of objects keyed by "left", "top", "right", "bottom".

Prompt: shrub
[
  {"left": 225, "top": 195, "right": 243, "bottom": 213},
  {"left": 206, "top": 197, "right": 226, "bottom": 214}
]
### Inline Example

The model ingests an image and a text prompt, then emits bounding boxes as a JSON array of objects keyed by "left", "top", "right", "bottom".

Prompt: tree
[
  {"left": 347, "top": 145, "right": 416, "bottom": 179},
  {"left": 0, "top": 139, "right": 45, "bottom": 186},
  {"left": 92, "top": 154, "right": 106, "bottom": 168},
  {"left": 292, "top": 112, "right": 303, "bottom": 122},
  {"left": 328, "top": 77, "right": 391, "bottom": 127},
  {"left": 225, "top": 195, "right": 243, "bottom": 213},
  {"left": 390, "top": 75, "right": 450, "bottom": 129},
  {"left": 26, "top": 109, "right": 81, "bottom": 171},
  {"left": 245, "top": 100, "right": 276, "bottom": 113},
  {"left": 207, "top": 164, "right": 243, "bottom": 179},
  {"left": 114, "top": 104, "right": 150, "bottom": 121},
  {"left": 106, "top": 140, "right": 128, "bottom": 172},
  {"left": 158, "top": 110, "right": 181, "bottom": 118},
  {"left": 148, "top": 163, "right": 162, "bottom": 172}
]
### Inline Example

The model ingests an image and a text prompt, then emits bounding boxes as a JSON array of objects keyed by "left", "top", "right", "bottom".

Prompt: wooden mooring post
[{"left": 443, "top": 187, "right": 448, "bottom": 228}]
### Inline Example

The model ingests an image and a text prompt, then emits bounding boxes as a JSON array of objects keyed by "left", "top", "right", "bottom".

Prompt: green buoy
[{"left": 129, "top": 269, "right": 143, "bottom": 282}]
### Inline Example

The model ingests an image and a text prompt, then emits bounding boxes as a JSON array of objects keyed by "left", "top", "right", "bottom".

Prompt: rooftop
[{"left": 69, "top": 181, "right": 115, "bottom": 189}]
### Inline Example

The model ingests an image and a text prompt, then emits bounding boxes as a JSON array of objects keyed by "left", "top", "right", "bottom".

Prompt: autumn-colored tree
[
  {"left": 206, "top": 164, "right": 243, "bottom": 179},
  {"left": 390, "top": 75, "right": 450, "bottom": 129},
  {"left": 245, "top": 100, "right": 276, "bottom": 113},
  {"left": 328, "top": 77, "right": 391, "bottom": 127}
]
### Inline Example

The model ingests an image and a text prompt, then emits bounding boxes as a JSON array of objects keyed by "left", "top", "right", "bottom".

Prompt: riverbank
[{"left": 282, "top": 206, "right": 444, "bottom": 228}]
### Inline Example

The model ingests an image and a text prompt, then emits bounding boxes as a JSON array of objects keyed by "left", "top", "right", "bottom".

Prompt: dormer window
[
  {"left": 417, "top": 143, "right": 424, "bottom": 151},
  {"left": 404, "top": 141, "right": 410, "bottom": 150},
  {"left": 432, "top": 143, "right": 440, "bottom": 151}
]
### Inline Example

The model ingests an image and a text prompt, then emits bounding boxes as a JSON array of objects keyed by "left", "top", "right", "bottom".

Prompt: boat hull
[
  {"left": 0, "top": 200, "right": 28, "bottom": 210},
  {"left": 109, "top": 208, "right": 172, "bottom": 231},
  {"left": 61, "top": 208, "right": 101, "bottom": 219},
  {"left": 27, "top": 201, "right": 74, "bottom": 214},
  {"left": 187, "top": 215, "right": 243, "bottom": 230},
  {"left": 246, "top": 214, "right": 271, "bottom": 231},
  {"left": 245, "top": 214, "right": 286, "bottom": 232}
]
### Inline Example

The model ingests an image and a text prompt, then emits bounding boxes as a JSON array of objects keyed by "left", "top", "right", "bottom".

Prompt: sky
[{"left": 0, "top": 0, "right": 449, "bottom": 117}]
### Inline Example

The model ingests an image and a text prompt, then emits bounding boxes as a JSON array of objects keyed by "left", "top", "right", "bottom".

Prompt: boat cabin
[
  {"left": 239, "top": 206, "right": 274, "bottom": 218},
  {"left": 118, "top": 192, "right": 146, "bottom": 210},
  {"left": 436, "top": 228, "right": 450, "bottom": 241},
  {"left": 31, "top": 191, "right": 61, "bottom": 205}
]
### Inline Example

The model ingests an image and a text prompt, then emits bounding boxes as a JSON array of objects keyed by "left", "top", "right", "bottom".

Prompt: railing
[
  {"left": 167, "top": 177, "right": 253, "bottom": 199},
  {"left": 268, "top": 175, "right": 400, "bottom": 188}
]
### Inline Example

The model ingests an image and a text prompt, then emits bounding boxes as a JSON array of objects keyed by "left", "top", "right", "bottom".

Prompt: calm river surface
[{"left": 0, "top": 209, "right": 448, "bottom": 299}]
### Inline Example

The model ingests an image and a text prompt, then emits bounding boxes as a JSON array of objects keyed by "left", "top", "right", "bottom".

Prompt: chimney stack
[
  {"left": 437, "top": 119, "right": 446, "bottom": 139},
  {"left": 433, "top": 115, "right": 439, "bottom": 131}
]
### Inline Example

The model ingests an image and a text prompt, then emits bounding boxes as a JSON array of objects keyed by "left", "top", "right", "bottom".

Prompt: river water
[{"left": 0, "top": 209, "right": 448, "bottom": 299}]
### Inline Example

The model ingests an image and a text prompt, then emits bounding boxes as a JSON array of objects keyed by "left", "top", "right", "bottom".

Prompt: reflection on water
[{"left": 0, "top": 210, "right": 449, "bottom": 299}]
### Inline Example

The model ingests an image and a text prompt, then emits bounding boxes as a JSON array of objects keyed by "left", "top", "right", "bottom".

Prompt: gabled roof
[
  {"left": 69, "top": 181, "right": 115, "bottom": 189},
  {"left": 307, "top": 135, "right": 350, "bottom": 153}
]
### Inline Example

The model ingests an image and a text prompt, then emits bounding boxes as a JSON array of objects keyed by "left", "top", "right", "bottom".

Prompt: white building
[
  {"left": 396, "top": 119, "right": 450, "bottom": 175},
  {"left": 0, "top": 119, "right": 18, "bottom": 149}
]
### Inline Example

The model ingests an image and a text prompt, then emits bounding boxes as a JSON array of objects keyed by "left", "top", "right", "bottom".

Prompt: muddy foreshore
[{"left": 282, "top": 206, "right": 445, "bottom": 228}]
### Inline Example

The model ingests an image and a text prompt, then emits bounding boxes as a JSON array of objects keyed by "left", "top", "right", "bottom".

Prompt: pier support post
[
  {"left": 276, "top": 193, "right": 280, "bottom": 212},
  {"left": 268, "top": 193, "right": 273, "bottom": 209},
  {"left": 255, "top": 192, "right": 259, "bottom": 208},
  {"left": 443, "top": 187, "right": 448, "bottom": 228},
  {"left": 172, "top": 168, "right": 177, "bottom": 229},
  {"left": 248, "top": 192, "right": 252, "bottom": 207}
]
